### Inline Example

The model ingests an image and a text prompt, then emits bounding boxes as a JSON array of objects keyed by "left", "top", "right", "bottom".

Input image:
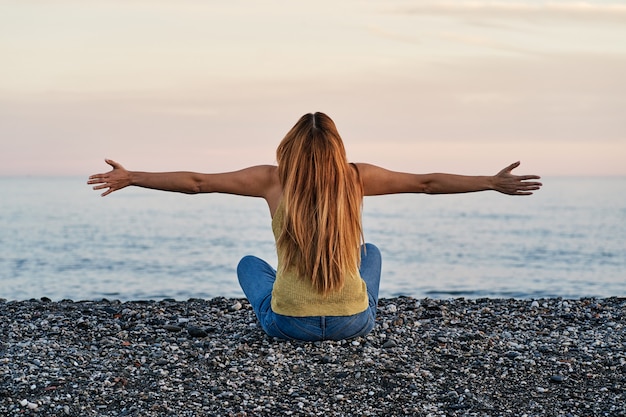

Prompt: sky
[{"left": 1, "top": 0, "right": 625, "bottom": 176}]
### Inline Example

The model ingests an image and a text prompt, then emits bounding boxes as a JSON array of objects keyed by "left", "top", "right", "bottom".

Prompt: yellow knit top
[{"left": 270, "top": 200, "right": 369, "bottom": 317}]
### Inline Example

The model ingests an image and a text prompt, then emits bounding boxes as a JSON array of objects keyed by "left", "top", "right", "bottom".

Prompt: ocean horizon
[{"left": 1, "top": 176, "right": 624, "bottom": 302}]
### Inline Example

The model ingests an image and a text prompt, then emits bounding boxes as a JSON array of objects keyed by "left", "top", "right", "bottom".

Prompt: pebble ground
[{"left": 1, "top": 297, "right": 624, "bottom": 416}]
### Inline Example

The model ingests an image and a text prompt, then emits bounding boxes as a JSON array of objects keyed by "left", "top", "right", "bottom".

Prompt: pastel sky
[{"left": 1, "top": 1, "right": 625, "bottom": 176}]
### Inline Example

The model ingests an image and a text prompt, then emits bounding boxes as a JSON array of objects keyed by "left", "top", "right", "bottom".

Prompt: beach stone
[
  {"left": 504, "top": 351, "right": 521, "bottom": 359},
  {"left": 550, "top": 375, "right": 564, "bottom": 383},
  {"left": 163, "top": 325, "right": 182, "bottom": 332},
  {"left": 102, "top": 306, "right": 118, "bottom": 315},
  {"left": 382, "top": 339, "right": 397, "bottom": 349},
  {"left": 187, "top": 326, "right": 208, "bottom": 338}
]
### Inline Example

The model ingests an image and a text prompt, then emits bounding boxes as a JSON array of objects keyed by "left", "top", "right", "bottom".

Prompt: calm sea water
[{"left": 1, "top": 177, "right": 624, "bottom": 301}]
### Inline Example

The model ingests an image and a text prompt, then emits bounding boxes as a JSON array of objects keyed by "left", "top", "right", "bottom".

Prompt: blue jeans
[{"left": 237, "top": 243, "right": 382, "bottom": 341}]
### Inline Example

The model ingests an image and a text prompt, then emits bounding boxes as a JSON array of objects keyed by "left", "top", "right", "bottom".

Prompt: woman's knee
[
  {"left": 362, "top": 243, "right": 381, "bottom": 261},
  {"left": 237, "top": 255, "right": 257, "bottom": 275},
  {"left": 360, "top": 243, "right": 382, "bottom": 273},
  {"left": 237, "top": 255, "right": 276, "bottom": 292},
  {"left": 237, "top": 255, "right": 272, "bottom": 278}
]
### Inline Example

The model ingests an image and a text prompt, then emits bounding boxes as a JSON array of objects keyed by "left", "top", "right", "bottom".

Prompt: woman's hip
[{"left": 265, "top": 308, "right": 376, "bottom": 341}]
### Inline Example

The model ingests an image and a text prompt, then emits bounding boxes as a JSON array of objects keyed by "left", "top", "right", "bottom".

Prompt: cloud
[
  {"left": 366, "top": 26, "right": 422, "bottom": 46},
  {"left": 395, "top": 2, "right": 626, "bottom": 23},
  {"left": 435, "top": 31, "right": 540, "bottom": 56}
]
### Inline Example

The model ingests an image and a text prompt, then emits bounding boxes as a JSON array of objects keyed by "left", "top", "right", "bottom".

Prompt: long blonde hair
[{"left": 276, "top": 112, "right": 364, "bottom": 295}]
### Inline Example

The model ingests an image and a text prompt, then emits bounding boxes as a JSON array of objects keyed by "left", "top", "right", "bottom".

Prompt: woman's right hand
[{"left": 491, "top": 161, "right": 542, "bottom": 195}]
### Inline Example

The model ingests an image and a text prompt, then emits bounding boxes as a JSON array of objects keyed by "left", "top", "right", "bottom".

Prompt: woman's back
[
  {"left": 270, "top": 198, "right": 369, "bottom": 317},
  {"left": 275, "top": 112, "right": 364, "bottom": 296}
]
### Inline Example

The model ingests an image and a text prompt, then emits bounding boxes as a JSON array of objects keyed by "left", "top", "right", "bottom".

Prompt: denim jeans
[{"left": 237, "top": 243, "right": 382, "bottom": 341}]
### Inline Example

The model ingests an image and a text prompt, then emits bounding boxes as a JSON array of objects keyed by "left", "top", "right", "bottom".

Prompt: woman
[{"left": 88, "top": 112, "right": 542, "bottom": 341}]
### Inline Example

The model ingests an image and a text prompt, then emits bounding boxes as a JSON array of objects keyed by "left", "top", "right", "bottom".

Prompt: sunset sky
[{"left": 1, "top": 1, "right": 625, "bottom": 176}]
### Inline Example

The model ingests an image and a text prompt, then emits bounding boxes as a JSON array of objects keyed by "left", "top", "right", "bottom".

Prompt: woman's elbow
[
  {"left": 187, "top": 176, "right": 206, "bottom": 194},
  {"left": 418, "top": 179, "right": 436, "bottom": 194}
]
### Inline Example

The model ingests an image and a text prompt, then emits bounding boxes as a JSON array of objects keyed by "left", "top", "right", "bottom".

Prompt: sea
[{"left": 1, "top": 176, "right": 624, "bottom": 302}]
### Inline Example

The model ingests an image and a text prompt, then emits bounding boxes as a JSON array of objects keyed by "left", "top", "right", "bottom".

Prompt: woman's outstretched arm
[
  {"left": 356, "top": 161, "right": 542, "bottom": 196},
  {"left": 88, "top": 159, "right": 279, "bottom": 198}
]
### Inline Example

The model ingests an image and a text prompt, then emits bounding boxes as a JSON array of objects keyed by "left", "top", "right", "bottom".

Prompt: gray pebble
[
  {"left": 187, "top": 326, "right": 208, "bottom": 338},
  {"left": 162, "top": 324, "right": 182, "bottom": 332},
  {"left": 382, "top": 339, "right": 397, "bottom": 348}
]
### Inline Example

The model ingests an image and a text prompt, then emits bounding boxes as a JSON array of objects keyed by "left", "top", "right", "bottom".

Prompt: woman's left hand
[{"left": 87, "top": 159, "right": 132, "bottom": 197}]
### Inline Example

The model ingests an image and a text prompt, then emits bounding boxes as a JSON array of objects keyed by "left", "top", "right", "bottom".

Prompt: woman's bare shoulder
[{"left": 352, "top": 163, "right": 428, "bottom": 196}]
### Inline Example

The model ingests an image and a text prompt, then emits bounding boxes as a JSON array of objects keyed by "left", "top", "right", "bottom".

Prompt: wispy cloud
[
  {"left": 370, "top": 2, "right": 626, "bottom": 58},
  {"left": 436, "top": 31, "right": 541, "bottom": 56},
  {"left": 366, "top": 26, "right": 422, "bottom": 46},
  {"left": 394, "top": 2, "right": 626, "bottom": 23}
]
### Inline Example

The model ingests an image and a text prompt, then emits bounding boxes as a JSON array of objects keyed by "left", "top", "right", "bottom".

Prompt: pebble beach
[{"left": 1, "top": 297, "right": 624, "bottom": 416}]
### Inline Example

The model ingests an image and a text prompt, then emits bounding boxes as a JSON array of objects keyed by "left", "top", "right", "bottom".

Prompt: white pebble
[
  {"left": 20, "top": 399, "right": 29, "bottom": 407},
  {"left": 27, "top": 402, "right": 38, "bottom": 410},
  {"left": 351, "top": 341, "right": 360, "bottom": 346},
  {"left": 335, "top": 394, "right": 344, "bottom": 400},
  {"left": 530, "top": 301, "right": 539, "bottom": 309},
  {"left": 387, "top": 304, "right": 397, "bottom": 313}
]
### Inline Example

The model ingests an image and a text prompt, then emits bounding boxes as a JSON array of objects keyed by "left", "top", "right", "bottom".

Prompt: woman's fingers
[
  {"left": 498, "top": 161, "right": 520, "bottom": 176},
  {"left": 518, "top": 175, "right": 541, "bottom": 181},
  {"left": 105, "top": 158, "right": 123, "bottom": 169},
  {"left": 87, "top": 175, "right": 109, "bottom": 186}
]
